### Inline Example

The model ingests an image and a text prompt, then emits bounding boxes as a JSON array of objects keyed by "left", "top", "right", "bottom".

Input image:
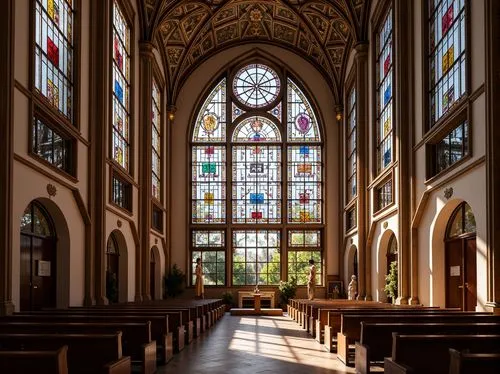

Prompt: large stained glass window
[
  {"left": 192, "top": 230, "right": 225, "bottom": 286},
  {"left": 288, "top": 230, "right": 322, "bottom": 285},
  {"left": 432, "top": 120, "right": 468, "bottom": 175},
  {"left": 191, "top": 64, "right": 323, "bottom": 286},
  {"left": 376, "top": 9, "right": 393, "bottom": 173},
  {"left": 112, "top": 0, "right": 131, "bottom": 171},
  {"left": 34, "top": 0, "right": 74, "bottom": 120},
  {"left": 346, "top": 86, "right": 357, "bottom": 202},
  {"left": 429, "top": 0, "right": 466, "bottom": 125},
  {"left": 233, "top": 230, "right": 280, "bottom": 286},
  {"left": 152, "top": 79, "right": 161, "bottom": 200}
]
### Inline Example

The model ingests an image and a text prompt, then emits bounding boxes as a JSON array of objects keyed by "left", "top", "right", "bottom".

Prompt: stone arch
[
  {"left": 150, "top": 246, "right": 162, "bottom": 300},
  {"left": 344, "top": 244, "right": 358, "bottom": 291},
  {"left": 20, "top": 198, "right": 71, "bottom": 309},
  {"left": 107, "top": 230, "right": 129, "bottom": 303},
  {"left": 377, "top": 229, "right": 397, "bottom": 302}
]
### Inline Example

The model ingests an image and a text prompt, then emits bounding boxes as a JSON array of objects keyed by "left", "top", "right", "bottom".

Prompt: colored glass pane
[
  {"left": 287, "top": 79, "right": 321, "bottom": 142},
  {"left": 35, "top": 0, "right": 74, "bottom": 119},
  {"left": 152, "top": 79, "right": 161, "bottom": 200},
  {"left": 112, "top": 0, "right": 131, "bottom": 171},
  {"left": 232, "top": 117, "right": 281, "bottom": 143},
  {"left": 429, "top": 0, "right": 466, "bottom": 124},
  {"left": 193, "top": 80, "right": 226, "bottom": 142},
  {"left": 346, "top": 86, "right": 357, "bottom": 201},
  {"left": 376, "top": 9, "right": 393, "bottom": 174},
  {"left": 233, "top": 64, "right": 280, "bottom": 108}
]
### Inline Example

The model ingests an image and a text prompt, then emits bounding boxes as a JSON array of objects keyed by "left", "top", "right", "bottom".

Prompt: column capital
[
  {"left": 353, "top": 42, "right": 369, "bottom": 58},
  {"left": 139, "top": 40, "right": 155, "bottom": 58}
]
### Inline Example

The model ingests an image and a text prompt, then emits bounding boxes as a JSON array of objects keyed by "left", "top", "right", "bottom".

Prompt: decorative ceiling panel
[{"left": 144, "top": 0, "right": 369, "bottom": 101}]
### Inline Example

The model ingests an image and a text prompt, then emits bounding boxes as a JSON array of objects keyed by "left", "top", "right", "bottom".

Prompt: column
[
  {"left": 395, "top": 0, "right": 412, "bottom": 305},
  {"left": 0, "top": 0, "right": 15, "bottom": 315},
  {"left": 139, "top": 41, "right": 155, "bottom": 301},
  {"left": 486, "top": 0, "right": 500, "bottom": 313},
  {"left": 89, "top": 0, "right": 110, "bottom": 305},
  {"left": 354, "top": 43, "right": 369, "bottom": 300}
]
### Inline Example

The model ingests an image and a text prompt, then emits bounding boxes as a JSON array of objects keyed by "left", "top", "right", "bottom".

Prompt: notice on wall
[
  {"left": 37, "top": 260, "right": 51, "bottom": 277},
  {"left": 450, "top": 265, "right": 460, "bottom": 277}
]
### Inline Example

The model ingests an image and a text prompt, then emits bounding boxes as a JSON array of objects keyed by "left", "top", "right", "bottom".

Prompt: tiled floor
[{"left": 159, "top": 313, "right": 355, "bottom": 374}]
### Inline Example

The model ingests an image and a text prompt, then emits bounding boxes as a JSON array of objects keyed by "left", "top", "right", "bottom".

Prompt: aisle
[{"left": 160, "top": 314, "right": 355, "bottom": 373}]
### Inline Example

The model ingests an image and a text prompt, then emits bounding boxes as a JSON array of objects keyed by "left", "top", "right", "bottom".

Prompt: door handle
[
  {"left": 33, "top": 285, "right": 38, "bottom": 289},
  {"left": 458, "top": 285, "right": 464, "bottom": 289}
]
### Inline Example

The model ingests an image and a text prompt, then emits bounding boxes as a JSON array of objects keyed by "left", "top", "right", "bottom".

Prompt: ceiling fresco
[{"left": 140, "top": 0, "right": 370, "bottom": 102}]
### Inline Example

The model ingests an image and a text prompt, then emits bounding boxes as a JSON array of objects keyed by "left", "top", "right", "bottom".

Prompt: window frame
[
  {"left": 151, "top": 62, "right": 165, "bottom": 205},
  {"left": 373, "top": 173, "right": 395, "bottom": 214},
  {"left": 345, "top": 76, "right": 357, "bottom": 205},
  {"left": 109, "top": 168, "right": 132, "bottom": 213}
]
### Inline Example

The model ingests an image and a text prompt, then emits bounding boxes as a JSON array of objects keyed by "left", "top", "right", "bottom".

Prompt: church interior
[{"left": 1, "top": 0, "right": 500, "bottom": 373}]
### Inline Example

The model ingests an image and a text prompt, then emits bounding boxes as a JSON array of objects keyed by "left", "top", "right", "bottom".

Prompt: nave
[{"left": 164, "top": 313, "right": 355, "bottom": 374}]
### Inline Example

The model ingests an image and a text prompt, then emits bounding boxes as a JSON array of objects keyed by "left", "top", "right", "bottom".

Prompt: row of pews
[
  {"left": 0, "top": 298, "right": 225, "bottom": 374},
  {"left": 288, "top": 299, "right": 500, "bottom": 374}
]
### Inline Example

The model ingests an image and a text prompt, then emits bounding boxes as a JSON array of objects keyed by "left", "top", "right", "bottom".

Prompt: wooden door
[
  {"left": 445, "top": 240, "right": 463, "bottom": 309},
  {"left": 106, "top": 253, "right": 119, "bottom": 303},
  {"left": 445, "top": 237, "right": 477, "bottom": 311},
  {"left": 464, "top": 238, "right": 477, "bottom": 311},
  {"left": 20, "top": 235, "right": 32, "bottom": 311},
  {"left": 150, "top": 260, "right": 156, "bottom": 300}
]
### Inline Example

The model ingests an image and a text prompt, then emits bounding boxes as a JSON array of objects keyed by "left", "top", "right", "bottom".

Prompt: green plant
[
  {"left": 384, "top": 260, "right": 398, "bottom": 302},
  {"left": 164, "top": 264, "right": 186, "bottom": 298},
  {"left": 221, "top": 291, "right": 233, "bottom": 306},
  {"left": 278, "top": 277, "right": 298, "bottom": 308}
]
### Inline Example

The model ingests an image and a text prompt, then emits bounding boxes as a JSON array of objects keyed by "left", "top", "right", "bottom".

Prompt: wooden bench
[
  {"left": 0, "top": 321, "right": 156, "bottom": 374},
  {"left": 6, "top": 313, "right": 174, "bottom": 364},
  {"left": 355, "top": 322, "right": 500, "bottom": 374},
  {"left": 336, "top": 313, "right": 498, "bottom": 363},
  {"left": 449, "top": 348, "right": 500, "bottom": 374},
  {"left": 384, "top": 334, "right": 500, "bottom": 374},
  {"left": 0, "top": 345, "right": 68, "bottom": 374},
  {"left": 0, "top": 332, "right": 131, "bottom": 374}
]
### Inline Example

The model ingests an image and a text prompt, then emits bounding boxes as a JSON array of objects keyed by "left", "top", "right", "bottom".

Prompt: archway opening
[
  {"left": 150, "top": 246, "right": 161, "bottom": 300},
  {"left": 20, "top": 201, "right": 57, "bottom": 311},
  {"left": 386, "top": 234, "right": 398, "bottom": 304},
  {"left": 106, "top": 233, "right": 120, "bottom": 304},
  {"left": 445, "top": 202, "right": 477, "bottom": 311}
]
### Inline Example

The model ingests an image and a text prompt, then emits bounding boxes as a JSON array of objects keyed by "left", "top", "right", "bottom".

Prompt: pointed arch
[
  {"left": 232, "top": 116, "right": 281, "bottom": 143},
  {"left": 287, "top": 78, "right": 321, "bottom": 142},
  {"left": 192, "top": 78, "right": 226, "bottom": 143}
]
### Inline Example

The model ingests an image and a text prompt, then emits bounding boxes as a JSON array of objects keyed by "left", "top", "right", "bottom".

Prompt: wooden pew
[
  {"left": 4, "top": 313, "right": 174, "bottom": 364},
  {"left": 384, "top": 334, "right": 500, "bottom": 374},
  {"left": 0, "top": 345, "right": 68, "bottom": 374},
  {"left": 0, "top": 332, "right": 131, "bottom": 374},
  {"left": 335, "top": 312, "right": 498, "bottom": 363},
  {"left": 0, "top": 321, "right": 156, "bottom": 374},
  {"left": 449, "top": 348, "right": 500, "bottom": 374},
  {"left": 355, "top": 322, "right": 500, "bottom": 374}
]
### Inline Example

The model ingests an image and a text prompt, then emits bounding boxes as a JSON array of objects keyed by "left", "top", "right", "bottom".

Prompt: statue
[
  {"left": 348, "top": 275, "right": 358, "bottom": 300},
  {"left": 254, "top": 284, "right": 260, "bottom": 294}
]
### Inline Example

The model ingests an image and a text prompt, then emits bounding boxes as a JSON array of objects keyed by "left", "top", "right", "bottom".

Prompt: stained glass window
[
  {"left": 346, "top": 205, "right": 357, "bottom": 231},
  {"left": 32, "top": 117, "right": 73, "bottom": 173},
  {"left": 446, "top": 202, "right": 476, "bottom": 238},
  {"left": 287, "top": 146, "right": 322, "bottom": 223},
  {"left": 233, "top": 230, "right": 280, "bottom": 285},
  {"left": 192, "top": 146, "right": 226, "bottom": 223},
  {"left": 376, "top": 9, "right": 393, "bottom": 173},
  {"left": 346, "top": 87, "right": 357, "bottom": 202},
  {"left": 432, "top": 120, "right": 468, "bottom": 175},
  {"left": 287, "top": 79, "right": 321, "bottom": 142},
  {"left": 429, "top": 0, "right": 466, "bottom": 124},
  {"left": 288, "top": 230, "right": 322, "bottom": 285},
  {"left": 112, "top": 0, "right": 131, "bottom": 171},
  {"left": 152, "top": 79, "right": 161, "bottom": 200},
  {"left": 232, "top": 145, "right": 281, "bottom": 224},
  {"left": 233, "top": 64, "right": 280, "bottom": 108},
  {"left": 192, "top": 230, "right": 225, "bottom": 286},
  {"left": 34, "top": 0, "right": 74, "bottom": 120},
  {"left": 112, "top": 175, "right": 131, "bottom": 210},
  {"left": 193, "top": 80, "right": 226, "bottom": 142},
  {"left": 191, "top": 64, "right": 323, "bottom": 287},
  {"left": 376, "top": 179, "right": 393, "bottom": 211}
]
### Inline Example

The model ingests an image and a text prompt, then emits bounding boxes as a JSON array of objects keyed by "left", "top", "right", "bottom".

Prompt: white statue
[{"left": 348, "top": 275, "right": 358, "bottom": 300}]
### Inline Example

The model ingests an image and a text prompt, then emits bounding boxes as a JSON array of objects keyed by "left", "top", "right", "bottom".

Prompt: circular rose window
[{"left": 233, "top": 64, "right": 280, "bottom": 108}]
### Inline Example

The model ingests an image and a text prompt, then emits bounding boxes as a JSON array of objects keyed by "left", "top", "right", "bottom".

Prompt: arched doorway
[
  {"left": 106, "top": 234, "right": 120, "bottom": 304},
  {"left": 345, "top": 244, "right": 358, "bottom": 296},
  {"left": 445, "top": 202, "right": 477, "bottom": 311},
  {"left": 386, "top": 234, "right": 398, "bottom": 304},
  {"left": 150, "top": 248, "right": 156, "bottom": 300},
  {"left": 20, "top": 201, "right": 57, "bottom": 311}
]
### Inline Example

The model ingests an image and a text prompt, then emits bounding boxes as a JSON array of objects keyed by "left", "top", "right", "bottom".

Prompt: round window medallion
[{"left": 233, "top": 64, "right": 280, "bottom": 108}]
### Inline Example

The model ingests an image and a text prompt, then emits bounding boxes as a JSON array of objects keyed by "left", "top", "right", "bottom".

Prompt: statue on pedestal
[{"left": 348, "top": 275, "right": 358, "bottom": 300}]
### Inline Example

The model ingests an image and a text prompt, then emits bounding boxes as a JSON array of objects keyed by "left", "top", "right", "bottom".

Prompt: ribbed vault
[{"left": 139, "top": 0, "right": 370, "bottom": 102}]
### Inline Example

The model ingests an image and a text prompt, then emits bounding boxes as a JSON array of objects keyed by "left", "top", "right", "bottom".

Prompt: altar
[{"left": 230, "top": 291, "right": 282, "bottom": 316}]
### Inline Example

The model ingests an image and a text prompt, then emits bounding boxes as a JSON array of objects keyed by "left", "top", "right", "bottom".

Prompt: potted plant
[
  {"left": 163, "top": 264, "right": 186, "bottom": 298},
  {"left": 384, "top": 260, "right": 398, "bottom": 304},
  {"left": 278, "top": 277, "right": 298, "bottom": 310},
  {"left": 221, "top": 291, "right": 233, "bottom": 312}
]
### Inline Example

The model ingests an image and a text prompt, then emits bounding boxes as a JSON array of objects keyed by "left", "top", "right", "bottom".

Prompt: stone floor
[{"left": 159, "top": 313, "right": 356, "bottom": 374}]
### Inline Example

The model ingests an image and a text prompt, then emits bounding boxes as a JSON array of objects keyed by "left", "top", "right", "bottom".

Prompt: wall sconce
[
  {"left": 336, "top": 112, "right": 343, "bottom": 122},
  {"left": 335, "top": 105, "right": 343, "bottom": 122},
  {"left": 167, "top": 105, "right": 176, "bottom": 122},
  {"left": 168, "top": 112, "right": 175, "bottom": 121}
]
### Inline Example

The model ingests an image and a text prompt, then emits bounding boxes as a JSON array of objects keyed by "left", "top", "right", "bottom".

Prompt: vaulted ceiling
[{"left": 139, "top": 0, "right": 371, "bottom": 103}]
